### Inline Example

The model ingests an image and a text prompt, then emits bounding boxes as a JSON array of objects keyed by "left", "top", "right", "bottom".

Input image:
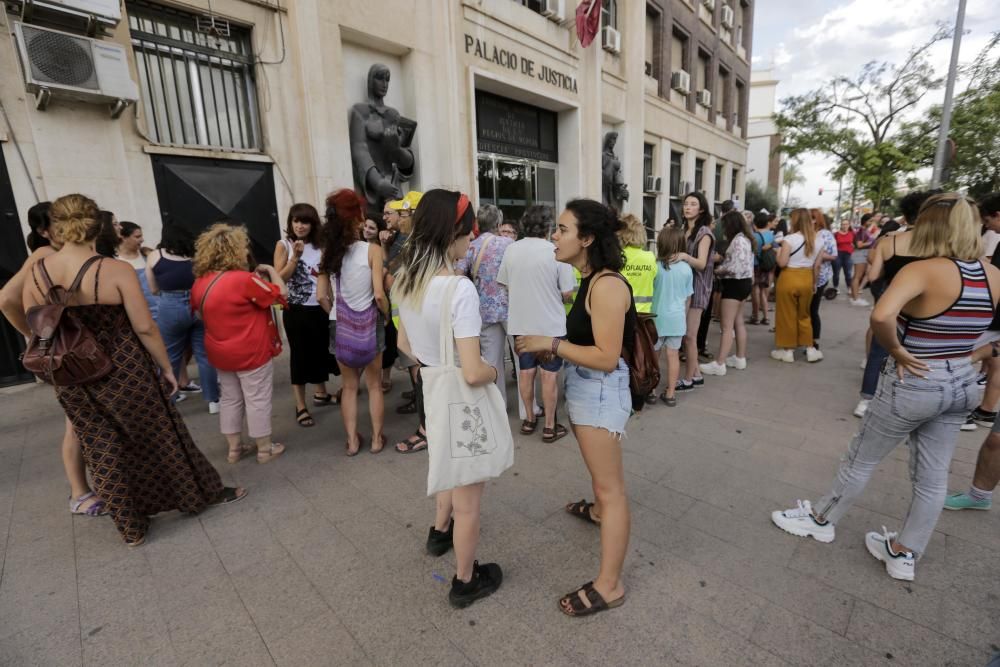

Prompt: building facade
[
  {"left": 747, "top": 67, "right": 782, "bottom": 196},
  {"left": 0, "top": 0, "right": 752, "bottom": 381}
]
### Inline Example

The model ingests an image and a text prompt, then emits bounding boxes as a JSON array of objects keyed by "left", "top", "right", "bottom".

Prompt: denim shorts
[
  {"left": 563, "top": 359, "right": 631, "bottom": 436},
  {"left": 655, "top": 335, "right": 683, "bottom": 351},
  {"left": 518, "top": 350, "right": 563, "bottom": 372}
]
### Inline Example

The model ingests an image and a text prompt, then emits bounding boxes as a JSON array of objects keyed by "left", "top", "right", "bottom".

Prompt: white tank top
[{"left": 335, "top": 242, "right": 374, "bottom": 312}]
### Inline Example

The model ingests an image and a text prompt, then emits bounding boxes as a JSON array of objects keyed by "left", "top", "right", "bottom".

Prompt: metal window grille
[{"left": 126, "top": 1, "right": 260, "bottom": 151}]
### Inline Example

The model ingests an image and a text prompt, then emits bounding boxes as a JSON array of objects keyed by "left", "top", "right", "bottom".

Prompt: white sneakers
[
  {"left": 850, "top": 297, "right": 870, "bottom": 307},
  {"left": 853, "top": 399, "right": 870, "bottom": 418},
  {"left": 860, "top": 358, "right": 868, "bottom": 370},
  {"left": 699, "top": 361, "right": 727, "bottom": 376},
  {"left": 805, "top": 346, "right": 824, "bottom": 363},
  {"left": 865, "top": 527, "right": 915, "bottom": 581},
  {"left": 725, "top": 355, "right": 747, "bottom": 370},
  {"left": 770, "top": 500, "right": 835, "bottom": 543},
  {"left": 772, "top": 503, "right": 917, "bottom": 581},
  {"left": 209, "top": 401, "right": 220, "bottom": 415},
  {"left": 770, "top": 349, "right": 794, "bottom": 363}
]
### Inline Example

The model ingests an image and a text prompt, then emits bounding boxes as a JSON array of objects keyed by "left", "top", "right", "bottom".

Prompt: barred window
[{"left": 127, "top": 1, "right": 260, "bottom": 151}]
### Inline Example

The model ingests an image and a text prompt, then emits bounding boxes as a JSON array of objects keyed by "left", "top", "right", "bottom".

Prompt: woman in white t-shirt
[
  {"left": 395, "top": 189, "right": 504, "bottom": 609},
  {"left": 274, "top": 203, "right": 338, "bottom": 429},
  {"left": 316, "top": 190, "right": 388, "bottom": 455},
  {"left": 771, "top": 208, "right": 821, "bottom": 363}
]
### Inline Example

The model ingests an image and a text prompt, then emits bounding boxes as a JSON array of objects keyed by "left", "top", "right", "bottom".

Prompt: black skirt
[{"left": 283, "top": 304, "right": 338, "bottom": 384}]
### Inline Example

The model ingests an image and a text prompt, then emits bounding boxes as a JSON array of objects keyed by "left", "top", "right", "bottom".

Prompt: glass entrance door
[{"left": 477, "top": 154, "right": 558, "bottom": 227}]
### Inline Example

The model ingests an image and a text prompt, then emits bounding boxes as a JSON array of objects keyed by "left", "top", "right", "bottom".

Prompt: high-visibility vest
[
  {"left": 621, "top": 246, "right": 657, "bottom": 313},
  {"left": 565, "top": 267, "right": 581, "bottom": 315}
]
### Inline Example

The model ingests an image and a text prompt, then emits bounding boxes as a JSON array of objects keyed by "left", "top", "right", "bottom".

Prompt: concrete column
[
  {"left": 577, "top": 25, "right": 603, "bottom": 201},
  {"left": 622, "top": 0, "right": 646, "bottom": 217},
  {"left": 683, "top": 150, "right": 697, "bottom": 196},
  {"left": 704, "top": 154, "right": 718, "bottom": 204},
  {"left": 721, "top": 159, "right": 733, "bottom": 205},
  {"left": 658, "top": 136, "right": 672, "bottom": 229}
]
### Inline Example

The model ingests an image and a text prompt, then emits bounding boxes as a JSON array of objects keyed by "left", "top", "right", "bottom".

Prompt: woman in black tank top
[{"left": 515, "top": 198, "right": 634, "bottom": 617}]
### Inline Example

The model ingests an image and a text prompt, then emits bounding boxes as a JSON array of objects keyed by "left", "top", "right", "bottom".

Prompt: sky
[{"left": 751, "top": 0, "right": 1000, "bottom": 211}]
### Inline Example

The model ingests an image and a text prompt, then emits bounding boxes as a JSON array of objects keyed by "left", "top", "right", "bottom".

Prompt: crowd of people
[{"left": 2, "top": 182, "right": 1000, "bottom": 610}]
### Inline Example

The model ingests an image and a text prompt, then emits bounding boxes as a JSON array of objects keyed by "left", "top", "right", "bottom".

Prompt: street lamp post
[{"left": 931, "top": 0, "right": 967, "bottom": 188}]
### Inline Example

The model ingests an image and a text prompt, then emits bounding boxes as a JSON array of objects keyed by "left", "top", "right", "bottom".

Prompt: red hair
[{"left": 326, "top": 188, "right": 365, "bottom": 224}]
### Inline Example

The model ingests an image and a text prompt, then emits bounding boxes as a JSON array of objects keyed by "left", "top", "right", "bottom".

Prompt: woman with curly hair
[
  {"left": 21, "top": 195, "right": 244, "bottom": 547},
  {"left": 316, "top": 189, "right": 389, "bottom": 455},
  {"left": 192, "top": 223, "right": 288, "bottom": 465},
  {"left": 517, "top": 198, "right": 637, "bottom": 617}
]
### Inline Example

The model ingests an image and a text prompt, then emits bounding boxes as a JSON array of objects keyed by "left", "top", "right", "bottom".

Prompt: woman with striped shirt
[{"left": 770, "top": 194, "right": 1000, "bottom": 582}]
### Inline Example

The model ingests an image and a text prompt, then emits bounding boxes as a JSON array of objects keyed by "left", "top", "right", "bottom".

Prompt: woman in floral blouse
[
  {"left": 700, "top": 211, "right": 756, "bottom": 376},
  {"left": 456, "top": 204, "right": 514, "bottom": 403},
  {"left": 809, "top": 208, "right": 838, "bottom": 360}
]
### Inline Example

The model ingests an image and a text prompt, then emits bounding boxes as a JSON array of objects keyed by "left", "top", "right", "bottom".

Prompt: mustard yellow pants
[{"left": 775, "top": 267, "right": 814, "bottom": 348}]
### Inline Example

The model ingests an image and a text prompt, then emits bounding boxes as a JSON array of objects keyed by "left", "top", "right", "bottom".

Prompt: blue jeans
[
  {"left": 860, "top": 335, "right": 890, "bottom": 399},
  {"left": 815, "top": 358, "right": 978, "bottom": 555},
  {"left": 157, "top": 291, "right": 219, "bottom": 403},
  {"left": 832, "top": 251, "right": 853, "bottom": 289}
]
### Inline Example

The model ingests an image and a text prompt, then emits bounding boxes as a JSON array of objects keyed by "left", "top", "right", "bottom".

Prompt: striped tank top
[{"left": 896, "top": 259, "right": 994, "bottom": 359}]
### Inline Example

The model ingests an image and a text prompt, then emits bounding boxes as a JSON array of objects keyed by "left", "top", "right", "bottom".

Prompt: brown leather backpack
[{"left": 22, "top": 256, "right": 113, "bottom": 386}]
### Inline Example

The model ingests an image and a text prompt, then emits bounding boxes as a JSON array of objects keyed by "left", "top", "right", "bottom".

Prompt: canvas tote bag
[{"left": 423, "top": 277, "right": 513, "bottom": 496}]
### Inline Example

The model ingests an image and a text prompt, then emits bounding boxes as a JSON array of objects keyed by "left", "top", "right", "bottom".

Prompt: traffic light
[{"left": 818, "top": 187, "right": 824, "bottom": 196}]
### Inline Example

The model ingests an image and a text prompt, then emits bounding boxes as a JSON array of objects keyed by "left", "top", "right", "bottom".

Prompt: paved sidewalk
[{"left": 1, "top": 296, "right": 998, "bottom": 666}]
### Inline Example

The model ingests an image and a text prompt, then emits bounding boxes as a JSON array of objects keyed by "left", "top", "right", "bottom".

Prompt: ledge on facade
[
  {"left": 142, "top": 144, "right": 273, "bottom": 163},
  {"left": 462, "top": 0, "right": 577, "bottom": 63},
  {"left": 644, "top": 91, "right": 749, "bottom": 148}
]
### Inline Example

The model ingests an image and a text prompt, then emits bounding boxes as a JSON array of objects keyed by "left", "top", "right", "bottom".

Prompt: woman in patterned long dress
[{"left": 22, "top": 194, "right": 245, "bottom": 547}]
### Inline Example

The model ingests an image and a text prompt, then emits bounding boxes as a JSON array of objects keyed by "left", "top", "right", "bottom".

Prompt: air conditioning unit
[
  {"left": 721, "top": 5, "right": 735, "bottom": 28},
  {"left": 670, "top": 70, "right": 691, "bottom": 95},
  {"left": 644, "top": 175, "right": 662, "bottom": 193},
  {"left": 601, "top": 26, "right": 621, "bottom": 54},
  {"left": 735, "top": 25, "right": 744, "bottom": 45},
  {"left": 12, "top": 22, "right": 139, "bottom": 117},
  {"left": 696, "top": 89, "right": 712, "bottom": 107},
  {"left": 702, "top": 0, "right": 716, "bottom": 11},
  {"left": 8, "top": 0, "right": 121, "bottom": 34},
  {"left": 540, "top": 0, "right": 565, "bottom": 23}
]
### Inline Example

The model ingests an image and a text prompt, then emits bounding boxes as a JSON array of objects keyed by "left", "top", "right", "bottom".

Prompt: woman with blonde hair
[
  {"left": 22, "top": 195, "right": 244, "bottom": 547},
  {"left": 771, "top": 194, "right": 998, "bottom": 582},
  {"left": 192, "top": 223, "right": 288, "bottom": 465},
  {"left": 617, "top": 213, "right": 657, "bottom": 315},
  {"left": 770, "top": 208, "right": 821, "bottom": 363}
]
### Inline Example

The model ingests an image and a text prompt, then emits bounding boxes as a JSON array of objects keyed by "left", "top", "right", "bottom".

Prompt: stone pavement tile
[
  {"left": 922, "top": 534, "right": 1000, "bottom": 616},
  {"left": 79, "top": 581, "right": 177, "bottom": 666},
  {"left": 620, "top": 448, "right": 674, "bottom": 483},
  {"left": 200, "top": 507, "right": 290, "bottom": 573},
  {"left": 626, "top": 477, "right": 698, "bottom": 520},
  {"left": 332, "top": 504, "right": 423, "bottom": 561},
  {"left": 267, "top": 611, "right": 371, "bottom": 667},
  {"left": 172, "top": 622, "right": 276, "bottom": 667},
  {"left": 750, "top": 600, "right": 890, "bottom": 666},
  {"left": 0, "top": 545, "right": 78, "bottom": 641},
  {"left": 0, "top": 622, "right": 81, "bottom": 667},
  {"left": 228, "top": 554, "right": 332, "bottom": 645},
  {"left": 156, "top": 578, "right": 255, "bottom": 649},
  {"left": 676, "top": 500, "right": 800, "bottom": 566},
  {"left": 846, "top": 600, "right": 989, "bottom": 666},
  {"left": 142, "top": 519, "right": 229, "bottom": 591},
  {"left": 484, "top": 471, "right": 582, "bottom": 523},
  {"left": 934, "top": 507, "right": 1000, "bottom": 552}
]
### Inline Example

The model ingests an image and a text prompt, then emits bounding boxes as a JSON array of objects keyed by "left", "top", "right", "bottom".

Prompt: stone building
[
  {"left": 0, "top": 0, "right": 753, "bottom": 382},
  {"left": 747, "top": 67, "right": 782, "bottom": 197}
]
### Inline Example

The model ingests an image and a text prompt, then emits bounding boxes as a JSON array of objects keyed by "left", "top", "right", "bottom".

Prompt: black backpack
[{"left": 756, "top": 232, "right": 777, "bottom": 272}]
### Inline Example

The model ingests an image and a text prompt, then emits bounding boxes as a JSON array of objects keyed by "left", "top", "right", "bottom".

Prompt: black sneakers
[
  {"left": 971, "top": 407, "right": 997, "bottom": 427},
  {"left": 449, "top": 561, "right": 503, "bottom": 608},
  {"left": 426, "top": 519, "right": 454, "bottom": 556}
]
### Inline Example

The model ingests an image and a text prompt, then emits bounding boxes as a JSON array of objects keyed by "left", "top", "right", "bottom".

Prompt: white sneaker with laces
[
  {"left": 865, "top": 527, "right": 915, "bottom": 581},
  {"left": 771, "top": 500, "right": 835, "bottom": 543},
  {"left": 699, "top": 360, "right": 727, "bottom": 376},
  {"left": 960, "top": 417, "right": 978, "bottom": 432},
  {"left": 850, "top": 298, "right": 870, "bottom": 307},
  {"left": 174, "top": 393, "right": 188, "bottom": 404},
  {"left": 853, "top": 399, "right": 870, "bottom": 418},
  {"left": 208, "top": 401, "right": 220, "bottom": 415},
  {"left": 860, "top": 358, "right": 867, "bottom": 370},
  {"left": 770, "top": 349, "right": 794, "bottom": 363},
  {"left": 805, "top": 347, "right": 824, "bottom": 362},
  {"left": 725, "top": 355, "right": 747, "bottom": 370}
]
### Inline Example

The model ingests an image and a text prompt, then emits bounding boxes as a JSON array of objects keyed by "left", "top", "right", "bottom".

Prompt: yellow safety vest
[
  {"left": 565, "top": 267, "right": 581, "bottom": 315},
  {"left": 622, "top": 246, "right": 656, "bottom": 313}
]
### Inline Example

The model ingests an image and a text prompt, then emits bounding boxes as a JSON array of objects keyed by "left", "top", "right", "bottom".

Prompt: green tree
[
  {"left": 745, "top": 179, "right": 779, "bottom": 214},
  {"left": 775, "top": 31, "right": 946, "bottom": 209},
  {"left": 782, "top": 162, "right": 804, "bottom": 207}
]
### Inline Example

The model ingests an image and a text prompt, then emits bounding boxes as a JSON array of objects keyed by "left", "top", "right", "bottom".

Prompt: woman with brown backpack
[{"left": 21, "top": 194, "right": 245, "bottom": 547}]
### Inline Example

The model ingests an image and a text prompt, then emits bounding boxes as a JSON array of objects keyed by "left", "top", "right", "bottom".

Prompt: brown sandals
[
  {"left": 559, "top": 581, "right": 625, "bottom": 617},
  {"left": 565, "top": 499, "right": 601, "bottom": 525}
]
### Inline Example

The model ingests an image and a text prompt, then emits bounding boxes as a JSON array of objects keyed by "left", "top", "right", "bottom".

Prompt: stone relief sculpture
[
  {"left": 349, "top": 63, "right": 417, "bottom": 218},
  {"left": 601, "top": 131, "right": 629, "bottom": 212}
]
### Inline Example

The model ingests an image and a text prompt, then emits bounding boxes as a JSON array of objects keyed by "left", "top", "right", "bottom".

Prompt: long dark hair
[
  {"left": 320, "top": 189, "right": 365, "bottom": 276},
  {"left": 26, "top": 201, "right": 52, "bottom": 250},
  {"left": 683, "top": 192, "right": 713, "bottom": 236},
  {"left": 285, "top": 202, "right": 322, "bottom": 246},
  {"left": 159, "top": 225, "right": 195, "bottom": 257},
  {"left": 564, "top": 198, "right": 625, "bottom": 273},
  {"left": 721, "top": 210, "right": 755, "bottom": 252},
  {"left": 394, "top": 189, "right": 476, "bottom": 308},
  {"left": 94, "top": 210, "right": 118, "bottom": 257}
]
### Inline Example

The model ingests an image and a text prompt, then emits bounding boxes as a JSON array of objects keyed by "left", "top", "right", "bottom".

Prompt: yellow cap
[{"left": 387, "top": 191, "right": 423, "bottom": 211}]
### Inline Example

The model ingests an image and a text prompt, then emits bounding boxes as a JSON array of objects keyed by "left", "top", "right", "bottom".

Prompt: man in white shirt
[{"left": 497, "top": 205, "right": 575, "bottom": 441}]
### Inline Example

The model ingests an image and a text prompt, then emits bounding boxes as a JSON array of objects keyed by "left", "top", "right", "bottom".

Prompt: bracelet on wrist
[{"left": 551, "top": 337, "right": 562, "bottom": 357}]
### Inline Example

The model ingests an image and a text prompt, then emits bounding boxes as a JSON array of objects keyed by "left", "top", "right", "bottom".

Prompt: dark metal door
[
  {"left": 0, "top": 148, "right": 32, "bottom": 386},
  {"left": 150, "top": 154, "right": 280, "bottom": 264}
]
